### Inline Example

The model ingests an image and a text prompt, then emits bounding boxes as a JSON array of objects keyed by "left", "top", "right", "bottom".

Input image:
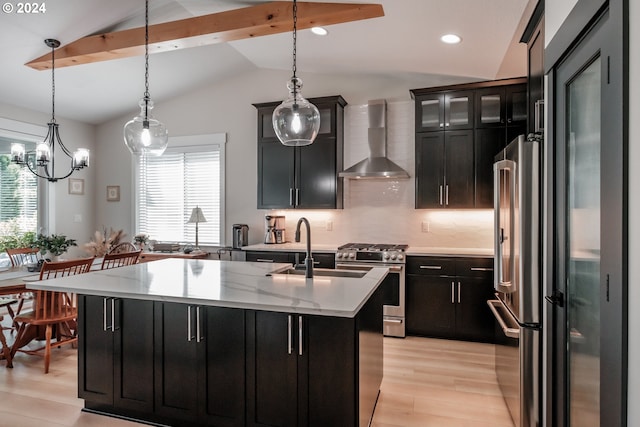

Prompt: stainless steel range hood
[{"left": 339, "top": 99, "right": 410, "bottom": 179}]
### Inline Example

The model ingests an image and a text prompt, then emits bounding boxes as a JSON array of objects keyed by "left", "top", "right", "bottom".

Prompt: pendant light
[
  {"left": 272, "top": 0, "right": 320, "bottom": 146},
  {"left": 10, "top": 39, "right": 89, "bottom": 182},
  {"left": 123, "top": 0, "right": 168, "bottom": 156}
]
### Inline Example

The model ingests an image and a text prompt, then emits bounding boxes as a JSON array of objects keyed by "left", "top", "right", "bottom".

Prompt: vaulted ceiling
[{"left": 0, "top": 0, "right": 534, "bottom": 125}]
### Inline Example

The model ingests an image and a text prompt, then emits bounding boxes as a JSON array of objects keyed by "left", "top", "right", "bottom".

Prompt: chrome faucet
[{"left": 294, "top": 217, "right": 313, "bottom": 278}]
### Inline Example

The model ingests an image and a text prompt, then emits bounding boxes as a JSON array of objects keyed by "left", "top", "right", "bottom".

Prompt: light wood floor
[{"left": 0, "top": 326, "right": 513, "bottom": 426}]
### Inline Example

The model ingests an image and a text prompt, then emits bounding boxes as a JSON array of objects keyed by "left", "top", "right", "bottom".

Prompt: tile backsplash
[{"left": 269, "top": 100, "right": 494, "bottom": 250}]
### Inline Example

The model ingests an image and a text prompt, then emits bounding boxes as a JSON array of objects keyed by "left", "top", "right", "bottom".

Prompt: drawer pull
[
  {"left": 419, "top": 265, "right": 442, "bottom": 270},
  {"left": 256, "top": 258, "right": 275, "bottom": 263},
  {"left": 470, "top": 267, "right": 493, "bottom": 272}
]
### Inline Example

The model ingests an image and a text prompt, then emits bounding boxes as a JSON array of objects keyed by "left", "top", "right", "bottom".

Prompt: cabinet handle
[
  {"left": 451, "top": 282, "right": 455, "bottom": 304},
  {"left": 439, "top": 185, "right": 443, "bottom": 205},
  {"left": 256, "top": 258, "right": 275, "bottom": 263},
  {"left": 287, "top": 315, "right": 293, "bottom": 355},
  {"left": 445, "top": 123, "right": 450, "bottom": 127},
  {"left": 196, "top": 306, "right": 202, "bottom": 343},
  {"left": 458, "top": 282, "right": 461, "bottom": 303},
  {"left": 187, "top": 306, "right": 193, "bottom": 342},
  {"left": 295, "top": 188, "right": 300, "bottom": 206},
  {"left": 298, "top": 316, "right": 303, "bottom": 356},
  {"left": 470, "top": 267, "right": 493, "bottom": 272},
  {"left": 420, "top": 265, "right": 442, "bottom": 270},
  {"left": 111, "top": 298, "right": 118, "bottom": 331},
  {"left": 445, "top": 185, "right": 449, "bottom": 205},
  {"left": 289, "top": 188, "right": 294, "bottom": 206},
  {"left": 103, "top": 298, "right": 109, "bottom": 332}
]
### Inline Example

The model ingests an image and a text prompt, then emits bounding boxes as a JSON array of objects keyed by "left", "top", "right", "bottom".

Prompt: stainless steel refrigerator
[{"left": 487, "top": 134, "right": 541, "bottom": 427}]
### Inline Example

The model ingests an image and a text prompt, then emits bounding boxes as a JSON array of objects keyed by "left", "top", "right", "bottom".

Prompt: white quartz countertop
[
  {"left": 406, "top": 247, "right": 494, "bottom": 257},
  {"left": 26, "top": 259, "right": 388, "bottom": 318},
  {"left": 242, "top": 243, "right": 339, "bottom": 252}
]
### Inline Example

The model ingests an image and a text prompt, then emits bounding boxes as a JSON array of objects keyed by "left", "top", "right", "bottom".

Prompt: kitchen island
[{"left": 27, "top": 258, "right": 388, "bottom": 427}]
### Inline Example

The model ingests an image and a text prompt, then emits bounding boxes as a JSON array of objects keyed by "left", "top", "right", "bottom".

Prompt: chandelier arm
[{"left": 52, "top": 125, "right": 74, "bottom": 158}]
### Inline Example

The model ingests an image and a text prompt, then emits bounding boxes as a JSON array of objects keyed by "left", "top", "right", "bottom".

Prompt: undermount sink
[{"left": 267, "top": 267, "right": 368, "bottom": 279}]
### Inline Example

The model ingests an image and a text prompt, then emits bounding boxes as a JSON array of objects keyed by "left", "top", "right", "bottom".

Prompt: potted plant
[
  {"left": 33, "top": 233, "right": 77, "bottom": 261},
  {"left": 133, "top": 233, "right": 149, "bottom": 251}
]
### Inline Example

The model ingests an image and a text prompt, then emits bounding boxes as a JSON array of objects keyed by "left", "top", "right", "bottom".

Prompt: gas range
[{"left": 336, "top": 243, "right": 408, "bottom": 264}]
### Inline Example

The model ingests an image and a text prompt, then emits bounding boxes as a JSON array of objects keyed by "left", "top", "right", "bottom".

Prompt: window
[
  {"left": 135, "top": 134, "right": 225, "bottom": 246},
  {"left": 0, "top": 137, "right": 38, "bottom": 234}
]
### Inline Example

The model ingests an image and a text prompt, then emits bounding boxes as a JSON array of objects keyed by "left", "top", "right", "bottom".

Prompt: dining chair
[
  {"left": 10, "top": 257, "right": 94, "bottom": 373},
  {"left": 109, "top": 242, "right": 137, "bottom": 254},
  {"left": 0, "top": 314, "right": 13, "bottom": 368},
  {"left": 6, "top": 247, "right": 40, "bottom": 267},
  {"left": 101, "top": 249, "right": 141, "bottom": 270}
]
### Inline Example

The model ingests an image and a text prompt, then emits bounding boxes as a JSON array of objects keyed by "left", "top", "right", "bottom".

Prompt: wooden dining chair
[
  {"left": 101, "top": 249, "right": 141, "bottom": 270},
  {"left": 6, "top": 247, "right": 40, "bottom": 267},
  {"left": 10, "top": 257, "right": 94, "bottom": 373},
  {"left": 0, "top": 315, "right": 13, "bottom": 368},
  {"left": 108, "top": 242, "right": 137, "bottom": 254}
]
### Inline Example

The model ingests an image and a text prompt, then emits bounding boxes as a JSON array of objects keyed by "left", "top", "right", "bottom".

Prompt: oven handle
[{"left": 336, "top": 263, "right": 403, "bottom": 272}]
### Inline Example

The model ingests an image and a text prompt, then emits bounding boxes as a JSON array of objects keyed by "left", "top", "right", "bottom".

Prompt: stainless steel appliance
[
  {"left": 232, "top": 224, "right": 249, "bottom": 249},
  {"left": 488, "top": 134, "right": 541, "bottom": 427},
  {"left": 336, "top": 243, "right": 408, "bottom": 338},
  {"left": 264, "top": 215, "right": 285, "bottom": 244}
]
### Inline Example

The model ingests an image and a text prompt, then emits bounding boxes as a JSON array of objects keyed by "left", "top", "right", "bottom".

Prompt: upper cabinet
[
  {"left": 522, "top": 2, "right": 545, "bottom": 135},
  {"left": 254, "top": 96, "right": 346, "bottom": 210},
  {"left": 415, "top": 91, "right": 474, "bottom": 132},
  {"left": 411, "top": 78, "right": 527, "bottom": 209}
]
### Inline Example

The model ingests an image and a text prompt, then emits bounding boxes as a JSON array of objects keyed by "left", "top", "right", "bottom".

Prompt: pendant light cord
[
  {"left": 51, "top": 42, "right": 56, "bottom": 123},
  {"left": 144, "top": 0, "right": 150, "bottom": 121},
  {"left": 291, "top": 0, "right": 298, "bottom": 101}
]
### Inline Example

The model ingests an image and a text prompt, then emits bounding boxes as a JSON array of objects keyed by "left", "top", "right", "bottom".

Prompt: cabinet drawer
[
  {"left": 455, "top": 257, "right": 494, "bottom": 279},
  {"left": 406, "top": 257, "right": 456, "bottom": 276},
  {"left": 245, "top": 251, "right": 293, "bottom": 264}
]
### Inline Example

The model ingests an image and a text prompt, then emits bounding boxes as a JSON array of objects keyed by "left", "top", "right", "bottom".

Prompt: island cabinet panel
[
  {"left": 154, "top": 302, "right": 246, "bottom": 427},
  {"left": 78, "top": 296, "right": 154, "bottom": 412},
  {"left": 406, "top": 256, "right": 496, "bottom": 343},
  {"left": 245, "top": 311, "right": 357, "bottom": 427}
]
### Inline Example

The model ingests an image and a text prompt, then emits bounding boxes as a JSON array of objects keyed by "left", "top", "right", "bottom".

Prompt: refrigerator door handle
[
  {"left": 494, "top": 159, "right": 517, "bottom": 294},
  {"left": 487, "top": 300, "right": 520, "bottom": 339}
]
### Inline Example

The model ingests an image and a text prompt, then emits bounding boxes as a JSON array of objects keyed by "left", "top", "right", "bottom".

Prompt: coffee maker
[{"left": 264, "top": 215, "right": 286, "bottom": 244}]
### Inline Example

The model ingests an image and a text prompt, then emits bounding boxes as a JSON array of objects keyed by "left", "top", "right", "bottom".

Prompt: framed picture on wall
[
  {"left": 68, "top": 178, "right": 84, "bottom": 195},
  {"left": 107, "top": 185, "right": 120, "bottom": 202}
]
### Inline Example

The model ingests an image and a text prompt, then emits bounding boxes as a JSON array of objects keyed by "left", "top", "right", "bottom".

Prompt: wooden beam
[{"left": 26, "top": 1, "right": 384, "bottom": 70}]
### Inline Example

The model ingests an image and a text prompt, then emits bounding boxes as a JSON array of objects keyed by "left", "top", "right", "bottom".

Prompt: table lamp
[{"left": 187, "top": 206, "right": 207, "bottom": 251}]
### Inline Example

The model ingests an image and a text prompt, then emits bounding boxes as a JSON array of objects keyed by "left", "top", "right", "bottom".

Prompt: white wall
[
  {"left": 95, "top": 68, "right": 495, "bottom": 249},
  {"left": 0, "top": 102, "right": 95, "bottom": 258},
  {"left": 546, "top": 0, "right": 639, "bottom": 424}
]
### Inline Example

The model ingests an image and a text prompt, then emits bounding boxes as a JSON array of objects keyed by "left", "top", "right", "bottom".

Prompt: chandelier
[
  {"left": 123, "top": 0, "right": 168, "bottom": 156},
  {"left": 11, "top": 39, "right": 89, "bottom": 182},
  {"left": 272, "top": 0, "right": 320, "bottom": 146}
]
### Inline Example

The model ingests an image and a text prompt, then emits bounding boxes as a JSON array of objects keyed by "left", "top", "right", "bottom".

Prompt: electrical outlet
[
  {"left": 326, "top": 220, "right": 333, "bottom": 231},
  {"left": 421, "top": 221, "right": 430, "bottom": 233}
]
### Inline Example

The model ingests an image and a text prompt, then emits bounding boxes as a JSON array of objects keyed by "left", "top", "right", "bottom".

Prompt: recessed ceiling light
[
  {"left": 441, "top": 34, "right": 462, "bottom": 44},
  {"left": 311, "top": 27, "right": 328, "bottom": 36}
]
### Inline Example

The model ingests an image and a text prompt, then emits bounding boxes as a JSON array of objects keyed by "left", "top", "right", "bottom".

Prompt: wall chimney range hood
[{"left": 339, "top": 99, "right": 410, "bottom": 179}]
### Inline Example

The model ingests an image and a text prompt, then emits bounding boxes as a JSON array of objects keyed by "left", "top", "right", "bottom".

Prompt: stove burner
[{"left": 337, "top": 243, "right": 408, "bottom": 252}]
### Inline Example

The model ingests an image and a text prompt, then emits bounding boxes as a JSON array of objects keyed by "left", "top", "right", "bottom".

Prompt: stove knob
[
  {"left": 383, "top": 253, "right": 390, "bottom": 260},
  {"left": 398, "top": 254, "right": 404, "bottom": 261},
  {"left": 349, "top": 253, "right": 356, "bottom": 259},
  {"left": 391, "top": 253, "right": 397, "bottom": 260},
  {"left": 336, "top": 252, "right": 342, "bottom": 259}
]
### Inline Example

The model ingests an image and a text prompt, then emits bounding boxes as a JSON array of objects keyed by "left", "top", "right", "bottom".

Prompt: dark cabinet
[
  {"left": 411, "top": 78, "right": 527, "bottom": 209},
  {"left": 406, "top": 256, "right": 495, "bottom": 342},
  {"left": 255, "top": 96, "right": 346, "bottom": 209},
  {"left": 415, "top": 130, "right": 474, "bottom": 208},
  {"left": 245, "top": 251, "right": 335, "bottom": 269},
  {"left": 78, "top": 296, "right": 154, "bottom": 413},
  {"left": 522, "top": 4, "right": 544, "bottom": 135},
  {"left": 154, "top": 303, "right": 246, "bottom": 426}
]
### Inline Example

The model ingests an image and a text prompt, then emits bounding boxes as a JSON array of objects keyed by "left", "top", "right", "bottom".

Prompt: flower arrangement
[
  {"left": 134, "top": 233, "right": 149, "bottom": 245},
  {"left": 33, "top": 233, "right": 77, "bottom": 257},
  {"left": 83, "top": 227, "right": 127, "bottom": 257}
]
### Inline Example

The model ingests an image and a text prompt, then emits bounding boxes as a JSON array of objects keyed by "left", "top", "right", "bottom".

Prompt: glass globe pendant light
[
  {"left": 123, "top": 0, "right": 168, "bottom": 156},
  {"left": 272, "top": 0, "right": 320, "bottom": 146}
]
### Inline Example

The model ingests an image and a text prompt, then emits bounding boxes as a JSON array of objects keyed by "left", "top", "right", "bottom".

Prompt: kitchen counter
[
  {"left": 406, "top": 246, "right": 494, "bottom": 257},
  {"left": 241, "top": 242, "right": 339, "bottom": 253},
  {"left": 27, "top": 258, "right": 389, "bottom": 318}
]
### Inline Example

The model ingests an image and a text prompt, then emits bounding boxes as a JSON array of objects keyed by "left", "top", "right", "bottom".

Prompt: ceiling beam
[{"left": 26, "top": 1, "right": 384, "bottom": 70}]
